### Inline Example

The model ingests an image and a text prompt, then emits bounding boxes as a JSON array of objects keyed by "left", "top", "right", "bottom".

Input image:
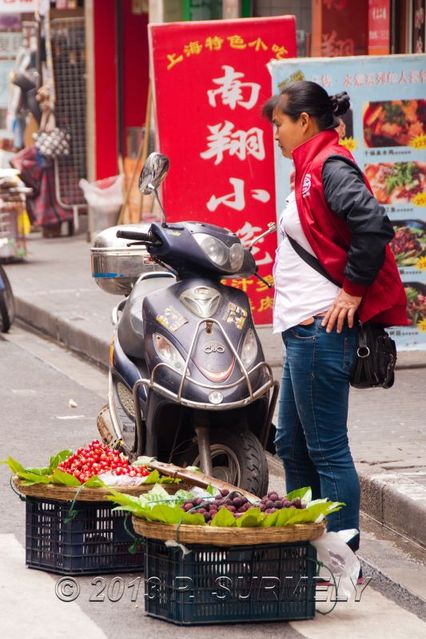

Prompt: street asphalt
[{"left": 0, "top": 326, "right": 425, "bottom": 638}]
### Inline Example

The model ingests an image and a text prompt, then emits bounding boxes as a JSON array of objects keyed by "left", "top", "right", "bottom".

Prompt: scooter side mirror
[{"left": 138, "top": 152, "right": 170, "bottom": 195}]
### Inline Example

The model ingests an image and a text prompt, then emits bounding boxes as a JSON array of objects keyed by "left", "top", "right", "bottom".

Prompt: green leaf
[
  {"left": 106, "top": 489, "right": 145, "bottom": 513},
  {"left": 206, "top": 484, "right": 215, "bottom": 496},
  {"left": 138, "top": 484, "right": 176, "bottom": 507},
  {"left": 48, "top": 449, "right": 73, "bottom": 473},
  {"left": 275, "top": 508, "right": 301, "bottom": 526},
  {"left": 15, "top": 471, "right": 52, "bottom": 485},
  {"left": 2, "top": 457, "right": 52, "bottom": 484},
  {"left": 285, "top": 504, "right": 334, "bottom": 524},
  {"left": 170, "top": 488, "right": 196, "bottom": 503},
  {"left": 306, "top": 499, "right": 345, "bottom": 512},
  {"left": 50, "top": 469, "right": 81, "bottom": 487},
  {"left": 261, "top": 510, "right": 280, "bottom": 527},
  {"left": 133, "top": 456, "right": 156, "bottom": 466},
  {"left": 127, "top": 502, "right": 206, "bottom": 526},
  {"left": 161, "top": 478, "right": 181, "bottom": 486},
  {"left": 270, "top": 501, "right": 346, "bottom": 526},
  {"left": 309, "top": 501, "right": 345, "bottom": 521},
  {"left": 285, "top": 487, "right": 312, "bottom": 504},
  {"left": 139, "top": 469, "right": 160, "bottom": 484},
  {"left": 25, "top": 467, "right": 50, "bottom": 476},
  {"left": 236, "top": 507, "right": 264, "bottom": 528},
  {"left": 83, "top": 475, "right": 105, "bottom": 488},
  {"left": 144, "top": 504, "right": 183, "bottom": 524},
  {"left": 210, "top": 508, "right": 236, "bottom": 527},
  {"left": 2, "top": 456, "right": 26, "bottom": 475},
  {"left": 180, "top": 511, "right": 206, "bottom": 525},
  {"left": 137, "top": 484, "right": 192, "bottom": 508},
  {"left": 133, "top": 503, "right": 204, "bottom": 525}
]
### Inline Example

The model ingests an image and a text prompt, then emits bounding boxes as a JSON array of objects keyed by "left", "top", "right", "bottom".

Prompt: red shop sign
[
  {"left": 312, "top": 0, "right": 369, "bottom": 57},
  {"left": 368, "top": 0, "right": 390, "bottom": 55},
  {"left": 149, "top": 17, "right": 297, "bottom": 325}
]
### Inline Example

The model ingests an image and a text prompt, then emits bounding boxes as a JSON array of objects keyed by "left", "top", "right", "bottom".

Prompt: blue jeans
[{"left": 274, "top": 318, "right": 360, "bottom": 545}]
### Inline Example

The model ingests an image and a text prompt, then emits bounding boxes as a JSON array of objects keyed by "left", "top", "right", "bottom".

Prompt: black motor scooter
[{"left": 92, "top": 153, "right": 278, "bottom": 496}]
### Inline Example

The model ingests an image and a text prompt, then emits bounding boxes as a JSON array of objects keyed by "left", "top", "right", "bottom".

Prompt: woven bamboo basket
[
  {"left": 132, "top": 518, "right": 325, "bottom": 546},
  {"left": 12, "top": 476, "right": 183, "bottom": 502}
]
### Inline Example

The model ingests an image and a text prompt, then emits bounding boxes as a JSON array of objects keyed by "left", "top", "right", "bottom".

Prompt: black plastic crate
[
  {"left": 143, "top": 539, "right": 317, "bottom": 625},
  {"left": 25, "top": 497, "right": 144, "bottom": 575}
]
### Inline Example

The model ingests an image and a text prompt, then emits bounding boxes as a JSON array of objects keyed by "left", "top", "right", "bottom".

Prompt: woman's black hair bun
[{"left": 329, "top": 91, "right": 350, "bottom": 116}]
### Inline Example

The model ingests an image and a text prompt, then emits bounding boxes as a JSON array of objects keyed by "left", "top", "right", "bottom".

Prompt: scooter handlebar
[{"left": 116, "top": 230, "right": 153, "bottom": 242}]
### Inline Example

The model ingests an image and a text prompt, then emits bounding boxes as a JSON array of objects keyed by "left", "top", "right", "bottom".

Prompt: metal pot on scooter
[{"left": 91, "top": 223, "right": 162, "bottom": 296}]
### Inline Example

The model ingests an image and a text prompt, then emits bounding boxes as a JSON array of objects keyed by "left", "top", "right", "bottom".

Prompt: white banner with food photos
[{"left": 269, "top": 54, "right": 426, "bottom": 350}]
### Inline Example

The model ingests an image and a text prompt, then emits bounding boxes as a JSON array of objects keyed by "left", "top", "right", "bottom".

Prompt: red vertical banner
[
  {"left": 368, "top": 0, "right": 390, "bottom": 55},
  {"left": 149, "top": 17, "right": 297, "bottom": 325},
  {"left": 93, "top": 0, "right": 118, "bottom": 179}
]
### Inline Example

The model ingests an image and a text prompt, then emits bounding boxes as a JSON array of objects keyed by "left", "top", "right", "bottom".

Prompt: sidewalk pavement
[{"left": 5, "top": 233, "right": 426, "bottom": 550}]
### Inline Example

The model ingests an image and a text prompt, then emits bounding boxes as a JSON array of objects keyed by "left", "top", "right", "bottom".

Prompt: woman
[{"left": 263, "top": 81, "right": 408, "bottom": 554}]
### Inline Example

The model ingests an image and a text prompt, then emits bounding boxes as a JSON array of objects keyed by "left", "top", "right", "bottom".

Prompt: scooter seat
[{"left": 117, "top": 272, "right": 175, "bottom": 360}]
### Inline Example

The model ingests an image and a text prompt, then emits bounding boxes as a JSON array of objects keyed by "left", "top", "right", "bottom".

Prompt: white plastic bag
[
  {"left": 98, "top": 471, "right": 145, "bottom": 486},
  {"left": 310, "top": 529, "right": 360, "bottom": 602},
  {"left": 80, "top": 175, "right": 124, "bottom": 233},
  {"left": 79, "top": 175, "right": 123, "bottom": 214}
]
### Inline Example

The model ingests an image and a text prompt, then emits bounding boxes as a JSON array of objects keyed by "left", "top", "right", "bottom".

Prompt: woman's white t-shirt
[{"left": 272, "top": 190, "right": 341, "bottom": 333}]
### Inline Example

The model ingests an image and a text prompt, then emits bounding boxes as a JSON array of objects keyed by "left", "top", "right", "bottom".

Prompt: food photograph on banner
[
  {"left": 148, "top": 17, "right": 297, "bottom": 325},
  {"left": 269, "top": 54, "right": 426, "bottom": 350}
]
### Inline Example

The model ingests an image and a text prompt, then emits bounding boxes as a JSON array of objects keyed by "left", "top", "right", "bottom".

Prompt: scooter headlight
[
  {"left": 193, "top": 233, "right": 245, "bottom": 273},
  {"left": 193, "top": 233, "right": 228, "bottom": 267},
  {"left": 229, "top": 242, "right": 244, "bottom": 271},
  {"left": 240, "top": 329, "right": 258, "bottom": 370},
  {"left": 153, "top": 333, "right": 186, "bottom": 373}
]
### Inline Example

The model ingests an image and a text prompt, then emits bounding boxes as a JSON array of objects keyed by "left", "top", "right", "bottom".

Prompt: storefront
[{"left": 1, "top": 0, "right": 424, "bottom": 222}]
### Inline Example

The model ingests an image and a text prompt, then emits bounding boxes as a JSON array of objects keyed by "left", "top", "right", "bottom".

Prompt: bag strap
[
  {"left": 39, "top": 108, "right": 55, "bottom": 133},
  {"left": 287, "top": 234, "right": 342, "bottom": 288}
]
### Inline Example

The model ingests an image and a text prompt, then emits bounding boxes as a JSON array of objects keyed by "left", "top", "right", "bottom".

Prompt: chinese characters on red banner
[{"left": 149, "top": 17, "right": 297, "bottom": 324}]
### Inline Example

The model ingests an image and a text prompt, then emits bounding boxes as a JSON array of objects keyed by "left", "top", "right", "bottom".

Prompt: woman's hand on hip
[{"left": 321, "top": 290, "right": 362, "bottom": 333}]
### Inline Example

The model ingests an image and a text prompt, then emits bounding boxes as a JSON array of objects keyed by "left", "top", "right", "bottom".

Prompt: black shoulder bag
[{"left": 286, "top": 235, "right": 397, "bottom": 389}]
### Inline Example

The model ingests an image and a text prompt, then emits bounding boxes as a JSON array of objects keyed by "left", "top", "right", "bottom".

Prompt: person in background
[
  {"left": 263, "top": 81, "right": 408, "bottom": 563},
  {"left": 334, "top": 116, "right": 347, "bottom": 140}
]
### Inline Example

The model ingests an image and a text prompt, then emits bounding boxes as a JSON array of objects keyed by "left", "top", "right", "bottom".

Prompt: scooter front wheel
[{"left": 175, "top": 428, "right": 269, "bottom": 498}]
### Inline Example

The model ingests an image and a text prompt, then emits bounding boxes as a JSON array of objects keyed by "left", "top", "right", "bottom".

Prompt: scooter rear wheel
[{"left": 175, "top": 428, "right": 269, "bottom": 498}]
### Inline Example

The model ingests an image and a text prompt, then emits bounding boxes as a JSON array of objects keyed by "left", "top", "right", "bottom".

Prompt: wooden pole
[
  {"left": 146, "top": 459, "right": 261, "bottom": 503},
  {"left": 117, "top": 82, "right": 152, "bottom": 225}
]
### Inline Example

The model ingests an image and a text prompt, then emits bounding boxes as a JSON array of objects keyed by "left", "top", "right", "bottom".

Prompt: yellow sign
[
  {"left": 409, "top": 134, "right": 426, "bottom": 150},
  {"left": 412, "top": 193, "right": 426, "bottom": 207},
  {"left": 339, "top": 136, "right": 358, "bottom": 152}
]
